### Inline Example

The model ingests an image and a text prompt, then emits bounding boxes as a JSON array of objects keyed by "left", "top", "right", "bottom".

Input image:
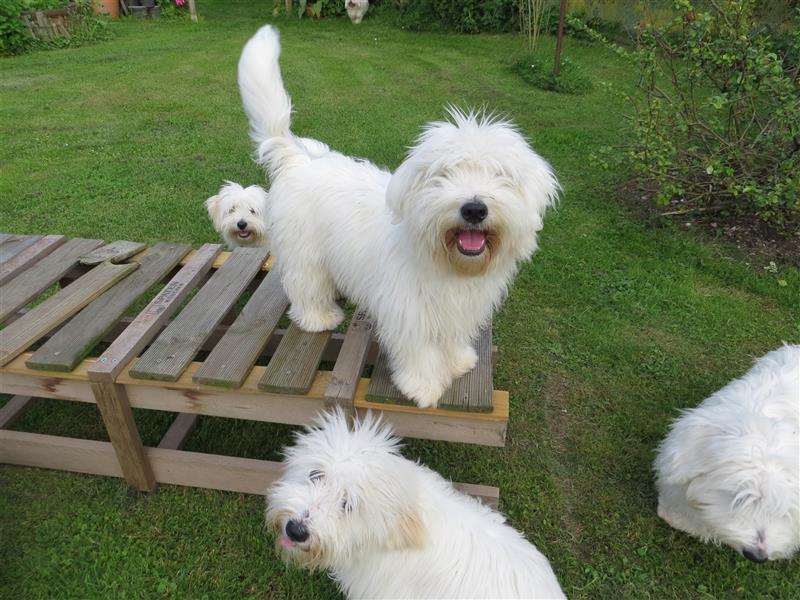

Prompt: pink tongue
[
  {"left": 279, "top": 536, "right": 295, "bottom": 548},
  {"left": 457, "top": 230, "right": 486, "bottom": 252}
]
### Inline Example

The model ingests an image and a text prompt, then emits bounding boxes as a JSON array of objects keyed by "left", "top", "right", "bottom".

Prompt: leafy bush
[
  {"left": 626, "top": 0, "right": 800, "bottom": 229},
  {"left": 512, "top": 51, "right": 592, "bottom": 94},
  {"left": 293, "top": 0, "right": 346, "bottom": 19},
  {"left": 1, "top": 0, "right": 32, "bottom": 55},
  {"left": 396, "top": 0, "right": 517, "bottom": 33}
]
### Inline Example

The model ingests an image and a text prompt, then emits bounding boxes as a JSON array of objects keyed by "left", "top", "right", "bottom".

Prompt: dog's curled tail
[{"left": 238, "top": 25, "right": 300, "bottom": 177}]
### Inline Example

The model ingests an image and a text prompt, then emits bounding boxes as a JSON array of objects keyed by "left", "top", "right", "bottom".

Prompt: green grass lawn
[{"left": 2, "top": 1, "right": 799, "bottom": 598}]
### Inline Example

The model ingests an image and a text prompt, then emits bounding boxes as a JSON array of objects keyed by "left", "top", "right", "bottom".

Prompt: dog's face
[
  {"left": 205, "top": 182, "right": 268, "bottom": 248},
  {"left": 385, "top": 108, "right": 559, "bottom": 277},
  {"left": 667, "top": 418, "right": 800, "bottom": 562},
  {"left": 266, "top": 411, "right": 423, "bottom": 570}
]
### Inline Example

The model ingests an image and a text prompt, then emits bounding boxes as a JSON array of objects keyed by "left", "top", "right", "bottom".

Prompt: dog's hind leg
[{"left": 282, "top": 265, "right": 344, "bottom": 333}]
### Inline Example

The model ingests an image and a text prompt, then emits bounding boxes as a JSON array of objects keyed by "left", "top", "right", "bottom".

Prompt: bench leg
[{"left": 90, "top": 381, "right": 156, "bottom": 492}]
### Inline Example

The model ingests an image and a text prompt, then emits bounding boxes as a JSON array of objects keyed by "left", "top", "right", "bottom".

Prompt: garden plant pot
[
  {"left": 94, "top": 0, "right": 119, "bottom": 17},
  {"left": 149, "top": 6, "right": 161, "bottom": 18}
]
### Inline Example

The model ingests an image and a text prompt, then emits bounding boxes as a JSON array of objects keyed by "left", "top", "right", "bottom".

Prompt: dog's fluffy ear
[
  {"left": 655, "top": 418, "right": 715, "bottom": 485},
  {"left": 510, "top": 149, "right": 560, "bottom": 227},
  {"left": 388, "top": 509, "right": 425, "bottom": 550},
  {"left": 385, "top": 158, "right": 424, "bottom": 224},
  {"left": 205, "top": 194, "right": 223, "bottom": 230}
]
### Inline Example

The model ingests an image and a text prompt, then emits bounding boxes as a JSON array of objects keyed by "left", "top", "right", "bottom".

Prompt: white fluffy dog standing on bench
[
  {"left": 267, "top": 410, "right": 566, "bottom": 599},
  {"left": 238, "top": 26, "right": 558, "bottom": 408},
  {"left": 655, "top": 344, "right": 800, "bottom": 562}
]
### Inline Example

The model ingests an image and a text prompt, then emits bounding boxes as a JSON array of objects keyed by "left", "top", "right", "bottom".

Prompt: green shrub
[
  {"left": 511, "top": 51, "right": 592, "bottom": 94},
  {"left": 1, "top": 0, "right": 32, "bottom": 55},
  {"left": 294, "top": 0, "right": 346, "bottom": 19},
  {"left": 396, "top": 0, "right": 517, "bottom": 33},
  {"left": 626, "top": 0, "right": 800, "bottom": 229}
]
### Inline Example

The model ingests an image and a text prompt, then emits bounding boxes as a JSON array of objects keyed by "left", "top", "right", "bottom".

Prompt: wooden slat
[
  {"left": 366, "top": 351, "right": 414, "bottom": 406},
  {"left": 324, "top": 308, "right": 374, "bottom": 412},
  {"left": 367, "top": 329, "right": 494, "bottom": 412},
  {"left": 0, "top": 261, "right": 138, "bottom": 368},
  {"left": 26, "top": 243, "right": 192, "bottom": 372},
  {"left": 90, "top": 381, "right": 156, "bottom": 492},
  {"left": 28, "top": 243, "right": 191, "bottom": 371},
  {"left": 157, "top": 413, "right": 199, "bottom": 450},
  {"left": 0, "top": 238, "right": 104, "bottom": 323},
  {"left": 193, "top": 269, "right": 288, "bottom": 388},
  {"left": 0, "top": 234, "right": 41, "bottom": 264},
  {"left": 79, "top": 240, "right": 146, "bottom": 265},
  {"left": 87, "top": 243, "right": 221, "bottom": 383},
  {"left": 0, "top": 430, "right": 499, "bottom": 503},
  {"left": 0, "top": 356, "right": 509, "bottom": 446},
  {"left": 258, "top": 324, "right": 332, "bottom": 394},
  {"left": 0, "top": 235, "right": 65, "bottom": 285},
  {"left": 438, "top": 326, "right": 493, "bottom": 413},
  {"left": 0, "top": 395, "right": 35, "bottom": 429},
  {"left": 129, "top": 247, "right": 270, "bottom": 382}
]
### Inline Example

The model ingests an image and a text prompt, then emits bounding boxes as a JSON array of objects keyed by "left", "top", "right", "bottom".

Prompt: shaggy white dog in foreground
[
  {"left": 238, "top": 26, "right": 558, "bottom": 408},
  {"left": 205, "top": 181, "right": 269, "bottom": 249},
  {"left": 655, "top": 344, "right": 800, "bottom": 562},
  {"left": 267, "top": 410, "right": 566, "bottom": 599}
]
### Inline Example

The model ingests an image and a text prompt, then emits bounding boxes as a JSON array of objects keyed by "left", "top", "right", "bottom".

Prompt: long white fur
[
  {"left": 238, "top": 25, "right": 559, "bottom": 407},
  {"left": 267, "top": 410, "right": 566, "bottom": 599},
  {"left": 654, "top": 344, "right": 800, "bottom": 561},
  {"left": 205, "top": 181, "right": 269, "bottom": 249},
  {"left": 345, "top": 0, "right": 369, "bottom": 23}
]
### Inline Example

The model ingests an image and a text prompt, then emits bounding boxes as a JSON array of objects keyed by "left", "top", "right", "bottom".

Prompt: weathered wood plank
[
  {"left": 258, "top": 324, "right": 332, "bottom": 394},
  {"left": 324, "top": 308, "right": 374, "bottom": 413},
  {"left": 87, "top": 243, "right": 221, "bottom": 383},
  {"left": 90, "top": 381, "right": 156, "bottom": 492},
  {"left": 367, "top": 328, "right": 493, "bottom": 412},
  {"left": 129, "top": 247, "right": 269, "bottom": 382},
  {"left": 0, "top": 238, "right": 104, "bottom": 323},
  {"left": 0, "top": 261, "right": 138, "bottom": 368},
  {"left": 0, "top": 430, "right": 499, "bottom": 503},
  {"left": 0, "top": 234, "right": 41, "bottom": 264},
  {"left": 157, "top": 413, "right": 199, "bottom": 450},
  {"left": 0, "top": 235, "right": 65, "bottom": 285},
  {"left": 438, "top": 326, "right": 493, "bottom": 413},
  {"left": 365, "top": 351, "right": 414, "bottom": 406},
  {"left": 79, "top": 240, "right": 146, "bottom": 265},
  {"left": 26, "top": 243, "right": 192, "bottom": 372},
  {"left": 193, "top": 269, "right": 288, "bottom": 388},
  {"left": 0, "top": 395, "right": 35, "bottom": 429}
]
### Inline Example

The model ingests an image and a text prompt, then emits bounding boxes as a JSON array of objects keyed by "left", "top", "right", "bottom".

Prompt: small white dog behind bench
[
  {"left": 267, "top": 410, "right": 566, "bottom": 599},
  {"left": 238, "top": 26, "right": 559, "bottom": 408},
  {"left": 205, "top": 181, "right": 269, "bottom": 249},
  {"left": 655, "top": 343, "right": 800, "bottom": 562}
]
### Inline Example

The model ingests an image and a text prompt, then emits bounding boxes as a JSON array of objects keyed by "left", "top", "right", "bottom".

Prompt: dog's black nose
[
  {"left": 742, "top": 547, "right": 768, "bottom": 563},
  {"left": 460, "top": 200, "right": 488, "bottom": 224},
  {"left": 237, "top": 220, "right": 248, "bottom": 230},
  {"left": 285, "top": 519, "right": 309, "bottom": 543}
]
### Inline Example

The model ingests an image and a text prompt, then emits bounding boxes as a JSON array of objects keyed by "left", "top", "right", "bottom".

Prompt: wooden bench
[{"left": 0, "top": 234, "right": 509, "bottom": 505}]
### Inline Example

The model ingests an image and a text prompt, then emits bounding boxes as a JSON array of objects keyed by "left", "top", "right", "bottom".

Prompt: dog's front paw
[
  {"left": 290, "top": 305, "right": 344, "bottom": 333},
  {"left": 450, "top": 345, "right": 478, "bottom": 377},
  {"left": 393, "top": 371, "right": 446, "bottom": 409}
]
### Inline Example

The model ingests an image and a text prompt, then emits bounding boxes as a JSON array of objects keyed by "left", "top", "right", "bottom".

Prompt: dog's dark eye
[
  {"left": 309, "top": 470, "right": 324, "bottom": 482},
  {"left": 341, "top": 497, "right": 352, "bottom": 513},
  {"left": 250, "top": 208, "right": 256, "bottom": 215}
]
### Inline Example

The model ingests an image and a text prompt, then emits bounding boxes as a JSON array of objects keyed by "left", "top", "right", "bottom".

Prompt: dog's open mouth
[
  {"left": 237, "top": 231, "right": 253, "bottom": 240},
  {"left": 455, "top": 230, "right": 487, "bottom": 256}
]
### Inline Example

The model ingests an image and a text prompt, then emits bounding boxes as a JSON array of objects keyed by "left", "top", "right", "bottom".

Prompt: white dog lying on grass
[
  {"left": 655, "top": 344, "right": 800, "bottom": 562},
  {"left": 238, "top": 26, "right": 559, "bottom": 408},
  {"left": 205, "top": 181, "right": 269, "bottom": 249},
  {"left": 267, "top": 410, "right": 566, "bottom": 599}
]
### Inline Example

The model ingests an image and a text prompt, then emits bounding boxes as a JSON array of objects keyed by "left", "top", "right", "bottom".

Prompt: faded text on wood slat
[
  {"left": 129, "top": 247, "right": 269, "bottom": 382},
  {"left": 87, "top": 243, "right": 221, "bottom": 383},
  {"left": 324, "top": 308, "right": 374, "bottom": 413},
  {"left": 26, "top": 242, "right": 191, "bottom": 372}
]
